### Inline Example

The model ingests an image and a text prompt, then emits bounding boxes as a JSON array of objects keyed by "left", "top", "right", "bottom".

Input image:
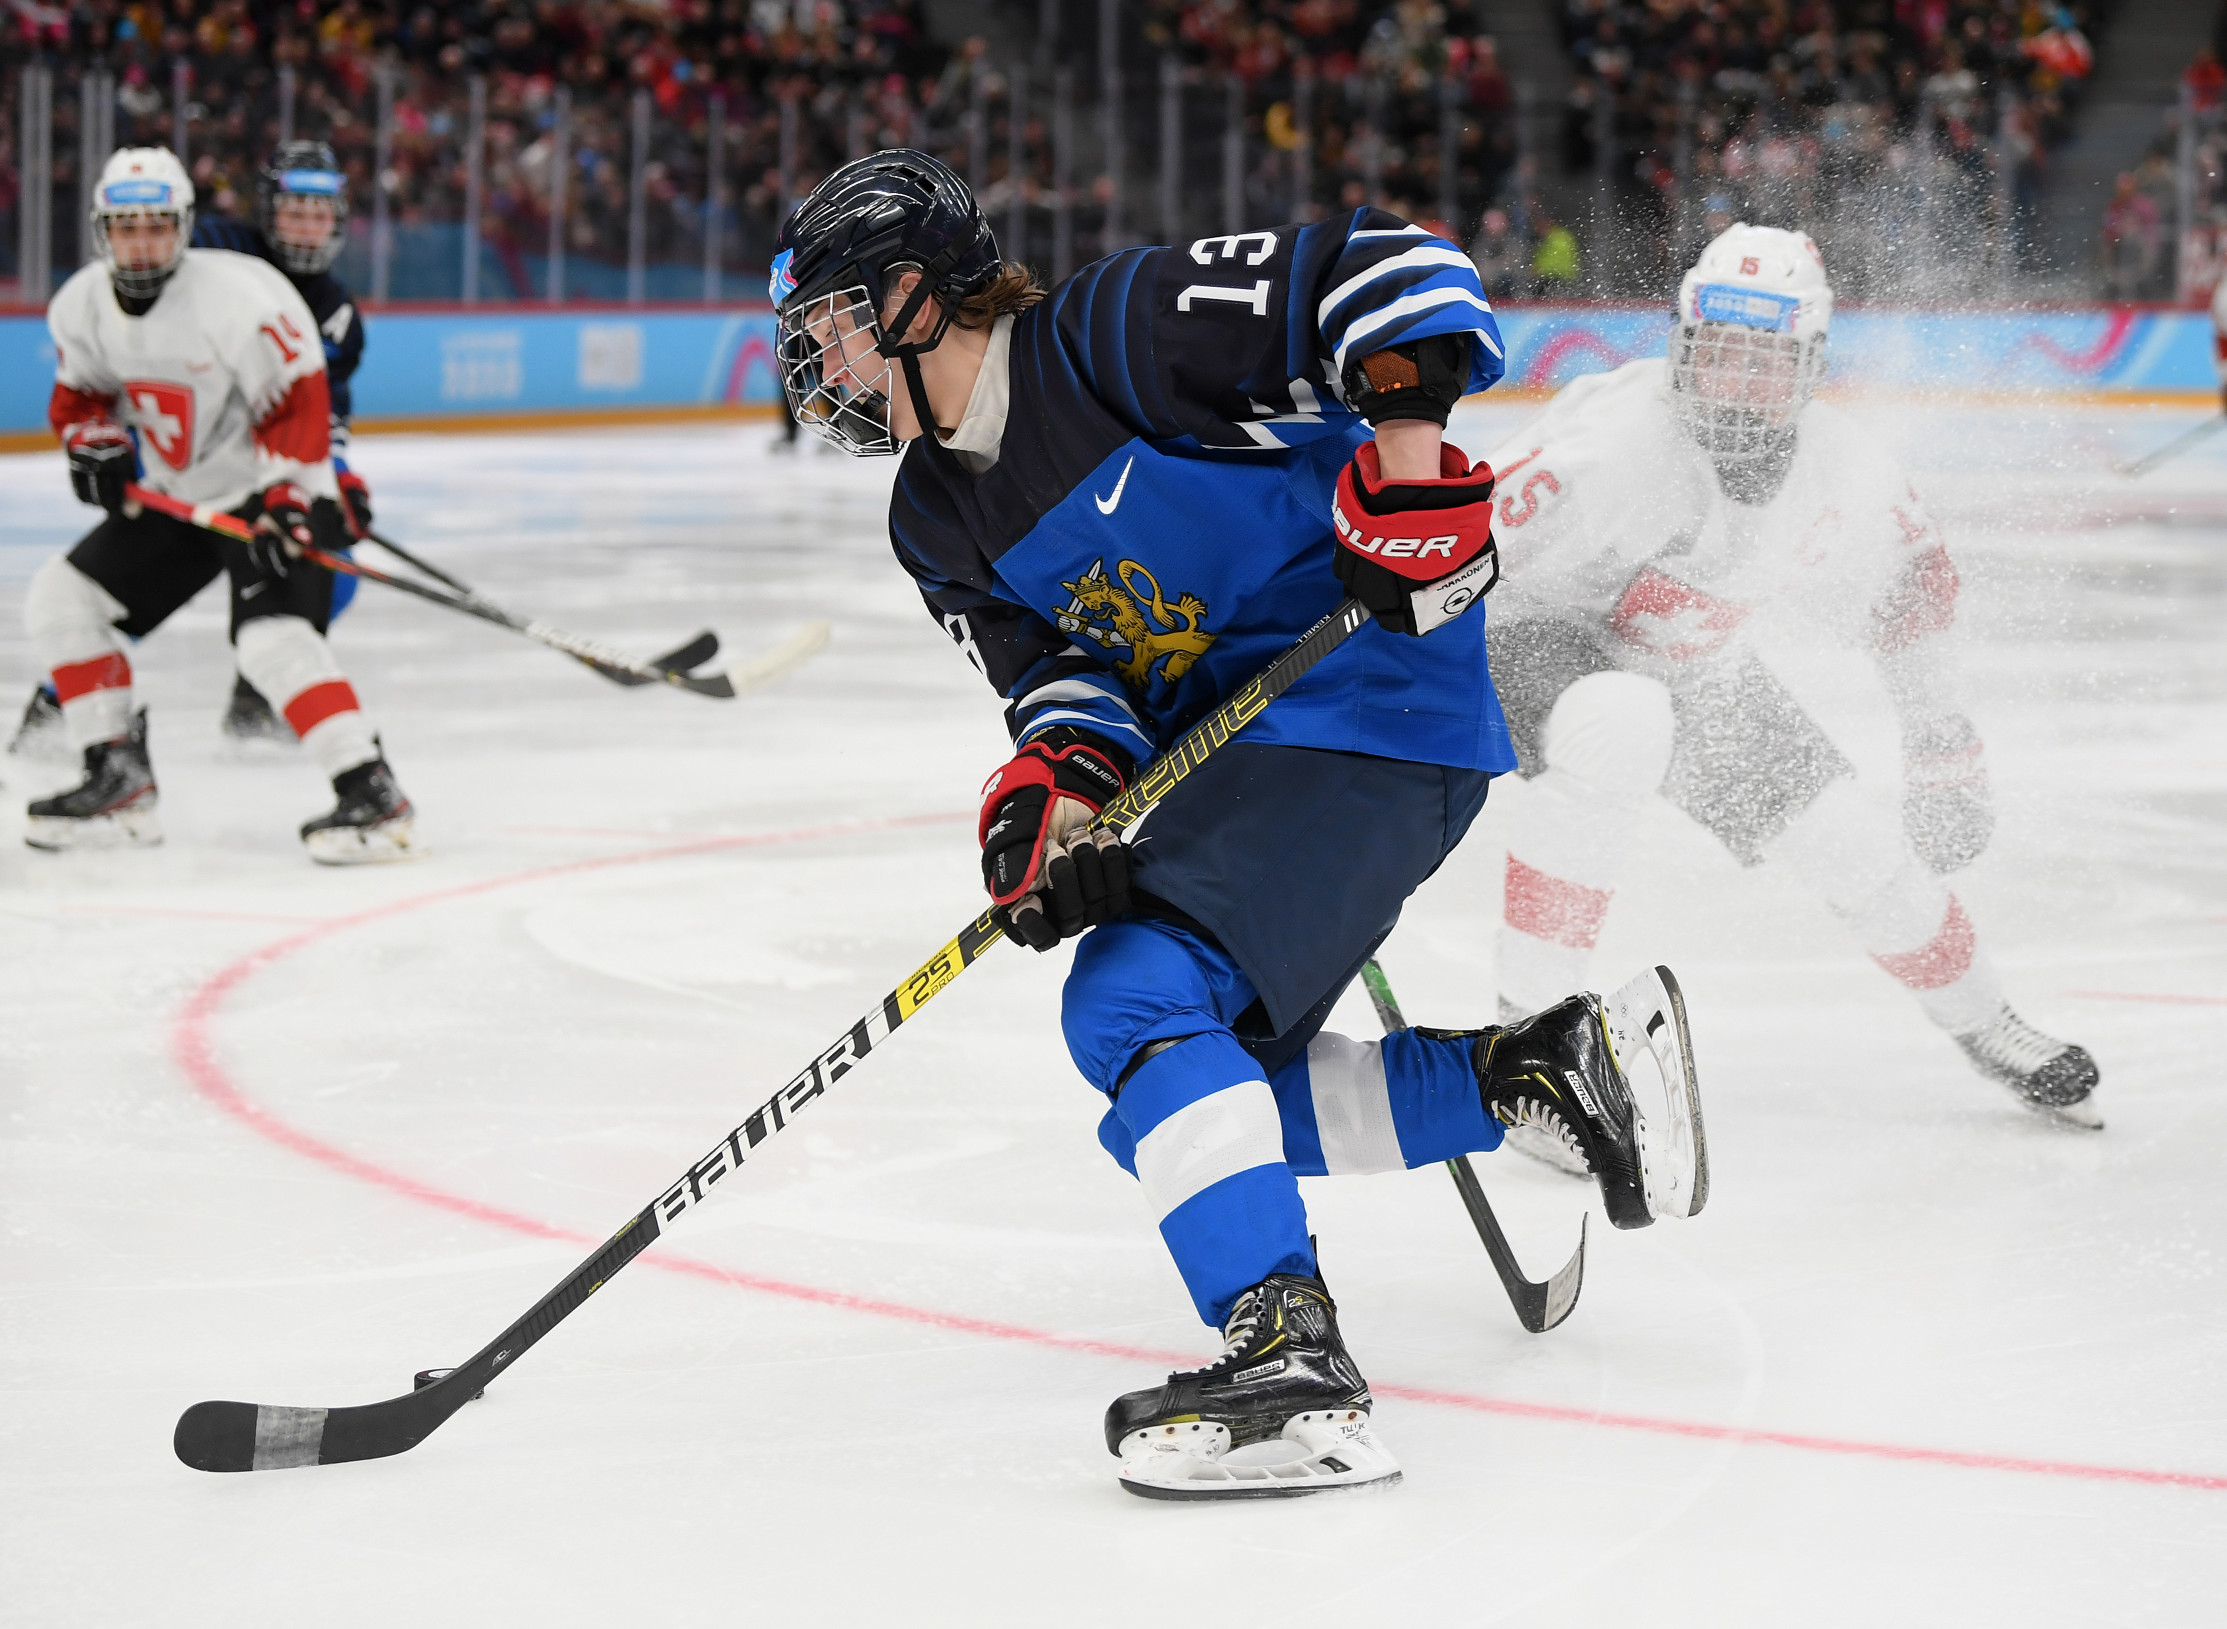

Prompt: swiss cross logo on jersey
[
  {"left": 1608, "top": 567, "right": 1749, "bottom": 660},
  {"left": 124, "top": 380, "right": 195, "bottom": 471}
]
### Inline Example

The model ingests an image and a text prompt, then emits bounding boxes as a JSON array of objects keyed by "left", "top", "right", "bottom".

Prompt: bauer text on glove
[{"left": 1331, "top": 440, "right": 1499, "bottom": 636}]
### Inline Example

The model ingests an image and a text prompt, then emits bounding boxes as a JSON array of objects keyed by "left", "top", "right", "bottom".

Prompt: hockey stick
[
  {"left": 2116, "top": 413, "right": 2227, "bottom": 478},
  {"left": 121, "top": 484, "right": 762, "bottom": 698},
  {"left": 360, "top": 526, "right": 720, "bottom": 687},
  {"left": 171, "top": 598, "right": 1377, "bottom": 1472},
  {"left": 1359, "top": 960, "right": 1584, "bottom": 1334}
]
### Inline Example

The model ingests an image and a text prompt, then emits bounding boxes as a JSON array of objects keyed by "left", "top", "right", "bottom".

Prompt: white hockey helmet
[
  {"left": 1668, "top": 223, "right": 1832, "bottom": 462},
  {"left": 90, "top": 147, "right": 195, "bottom": 303}
]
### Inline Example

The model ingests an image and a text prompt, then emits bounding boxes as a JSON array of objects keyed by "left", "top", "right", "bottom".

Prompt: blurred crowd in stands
[{"left": 0, "top": 0, "right": 2199, "bottom": 305}]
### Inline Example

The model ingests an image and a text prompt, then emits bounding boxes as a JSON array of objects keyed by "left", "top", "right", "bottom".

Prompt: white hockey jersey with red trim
[
  {"left": 47, "top": 248, "right": 338, "bottom": 510},
  {"left": 1480, "top": 358, "right": 1958, "bottom": 679}
]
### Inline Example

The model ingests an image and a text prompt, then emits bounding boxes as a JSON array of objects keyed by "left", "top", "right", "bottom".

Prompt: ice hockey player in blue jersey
[
  {"left": 197, "top": 141, "right": 371, "bottom": 743},
  {"left": 772, "top": 152, "right": 1710, "bottom": 1500}
]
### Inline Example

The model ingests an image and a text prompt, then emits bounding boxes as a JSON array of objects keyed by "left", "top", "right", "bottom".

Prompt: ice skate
[
  {"left": 301, "top": 755, "right": 422, "bottom": 865},
  {"left": 1106, "top": 1273, "right": 1400, "bottom": 1500},
  {"left": 24, "top": 710, "right": 161, "bottom": 850},
  {"left": 1432, "top": 966, "right": 1707, "bottom": 1228},
  {"left": 220, "top": 672, "right": 292, "bottom": 746},
  {"left": 8, "top": 684, "right": 70, "bottom": 761},
  {"left": 1954, "top": 1007, "right": 2102, "bottom": 1129}
]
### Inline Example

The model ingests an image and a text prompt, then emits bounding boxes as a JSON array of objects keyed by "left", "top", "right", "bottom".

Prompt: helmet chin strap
[{"left": 897, "top": 346, "right": 967, "bottom": 473}]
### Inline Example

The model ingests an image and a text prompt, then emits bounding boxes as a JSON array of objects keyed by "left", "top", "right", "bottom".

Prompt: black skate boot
[
  {"left": 1105, "top": 1272, "right": 1400, "bottom": 1500},
  {"left": 1954, "top": 1007, "right": 2102, "bottom": 1129},
  {"left": 1430, "top": 966, "right": 1709, "bottom": 1228},
  {"left": 300, "top": 754, "right": 421, "bottom": 865},
  {"left": 8, "top": 683, "right": 69, "bottom": 761},
  {"left": 24, "top": 710, "right": 160, "bottom": 850},
  {"left": 220, "top": 673, "right": 292, "bottom": 745}
]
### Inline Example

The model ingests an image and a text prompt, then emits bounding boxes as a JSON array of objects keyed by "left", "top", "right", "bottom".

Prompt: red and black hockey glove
[
  {"left": 1902, "top": 712, "right": 1992, "bottom": 873},
  {"left": 63, "top": 422, "right": 135, "bottom": 513},
  {"left": 335, "top": 464, "right": 373, "bottom": 541},
  {"left": 249, "top": 480, "right": 317, "bottom": 579},
  {"left": 1330, "top": 440, "right": 1499, "bottom": 636},
  {"left": 980, "top": 727, "right": 1135, "bottom": 951}
]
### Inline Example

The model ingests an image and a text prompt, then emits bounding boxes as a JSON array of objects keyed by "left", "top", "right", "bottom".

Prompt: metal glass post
[
  {"left": 704, "top": 91, "right": 725, "bottom": 303},
  {"left": 777, "top": 91, "right": 799, "bottom": 217},
  {"left": 1222, "top": 72, "right": 1243, "bottom": 234},
  {"left": 1036, "top": 0, "right": 1058, "bottom": 74},
  {"left": 1361, "top": 75, "right": 1385, "bottom": 206},
  {"left": 171, "top": 58, "right": 189, "bottom": 162},
  {"left": 1158, "top": 56, "right": 1181, "bottom": 244},
  {"left": 1292, "top": 61, "right": 1312, "bottom": 221},
  {"left": 547, "top": 85, "right": 569, "bottom": 304},
  {"left": 1099, "top": 0, "right": 1122, "bottom": 249},
  {"left": 278, "top": 64, "right": 296, "bottom": 145},
  {"left": 1053, "top": 67, "right": 1074, "bottom": 279},
  {"left": 628, "top": 87, "right": 650, "bottom": 305},
  {"left": 462, "top": 75, "right": 486, "bottom": 303},
  {"left": 371, "top": 65, "right": 394, "bottom": 303},
  {"left": 1437, "top": 70, "right": 1458, "bottom": 232},
  {"left": 19, "top": 65, "right": 52, "bottom": 301},
  {"left": 2176, "top": 81, "right": 2196, "bottom": 304},
  {"left": 1672, "top": 76, "right": 1695, "bottom": 265},
  {"left": 968, "top": 56, "right": 989, "bottom": 192},
  {"left": 1007, "top": 63, "right": 1029, "bottom": 262},
  {"left": 847, "top": 89, "right": 867, "bottom": 163},
  {"left": 80, "top": 68, "right": 113, "bottom": 267},
  {"left": 1590, "top": 76, "right": 1613, "bottom": 291}
]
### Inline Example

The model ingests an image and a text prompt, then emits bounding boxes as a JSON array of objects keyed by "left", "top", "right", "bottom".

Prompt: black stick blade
[
  {"left": 1445, "top": 1154, "right": 1586, "bottom": 1334},
  {"left": 174, "top": 1400, "right": 319, "bottom": 1473}
]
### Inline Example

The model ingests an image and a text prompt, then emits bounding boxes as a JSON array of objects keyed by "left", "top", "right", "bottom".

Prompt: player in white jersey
[
  {"left": 1481, "top": 223, "right": 2101, "bottom": 1130},
  {"left": 23, "top": 147, "right": 419, "bottom": 863}
]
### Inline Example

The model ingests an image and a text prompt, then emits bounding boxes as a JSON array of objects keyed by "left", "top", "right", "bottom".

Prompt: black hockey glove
[
  {"left": 1331, "top": 440, "right": 1499, "bottom": 635},
  {"left": 63, "top": 422, "right": 135, "bottom": 513},
  {"left": 979, "top": 728, "right": 1135, "bottom": 951},
  {"left": 1902, "top": 712, "right": 1992, "bottom": 874},
  {"left": 248, "top": 481, "right": 317, "bottom": 579},
  {"left": 335, "top": 462, "right": 373, "bottom": 541}
]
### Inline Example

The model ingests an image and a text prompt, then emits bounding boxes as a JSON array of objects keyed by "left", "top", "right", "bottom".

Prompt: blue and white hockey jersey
[{"left": 889, "top": 208, "right": 1518, "bottom": 775}]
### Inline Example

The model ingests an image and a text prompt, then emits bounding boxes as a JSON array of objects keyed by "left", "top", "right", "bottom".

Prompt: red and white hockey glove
[
  {"left": 1331, "top": 440, "right": 1499, "bottom": 636},
  {"left": 250, "top": 481, "right": 317, "bottom": 579},
  {"left": 63, "top": 422, "right": 136, "bottom": 513},
  {"left": 979, "top": 728, "right": 1135, "bottom": 951},
  {"left": 1902, "top": 712, "right": 1992, "bottom": 874},
  {"left": 335, "top": 464, "right": 373, "bottom": 541}
]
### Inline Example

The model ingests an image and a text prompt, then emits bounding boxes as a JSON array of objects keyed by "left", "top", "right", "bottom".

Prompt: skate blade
[
  {"left": 1116, "top": 1410, "right": 1401, "bottom": 1501},
  {"left": 1603, "top": 964, "right": 1709, "bottom": 1220},
  {"left": 303, "top": 817, "right": 425, "bottom": 866},
  {"left": 24, "top": 802, "right": 163, "bottom": 851}
]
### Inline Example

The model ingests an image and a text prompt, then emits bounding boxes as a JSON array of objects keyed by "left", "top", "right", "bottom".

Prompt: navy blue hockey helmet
[
  {"left": 770, "top": 149, "right": 1001, "bottom": 456},
  {"left": 258, "top": 140, "right": 349, "bottom": 276}
]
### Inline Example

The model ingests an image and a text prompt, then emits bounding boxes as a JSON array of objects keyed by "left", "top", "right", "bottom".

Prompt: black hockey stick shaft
[
  {"left": 173, "top": 598, "right": 1378, "bottom": 1472},
  {"left": 1359, "top": 960, "right": 1584, "bottom": 1334},
  {"left": 361, "top": 527, "right": 475, "bottom": 596},
  {"left": 122, "top": 483, "right": 727, "bottom": 696},
  {"left": 363, "top": 528, "right": 720, "bottom": 686},
  {"left": 2117, "top": 413, "right": 2227, "bottom": 478}
]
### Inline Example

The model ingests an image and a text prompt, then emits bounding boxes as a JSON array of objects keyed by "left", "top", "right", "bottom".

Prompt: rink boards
[{"left": 0, "top": 300, "right": 2215, "bottom": 440}]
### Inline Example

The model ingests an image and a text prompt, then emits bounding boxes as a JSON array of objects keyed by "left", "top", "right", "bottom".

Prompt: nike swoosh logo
[
  {"left": 1118, "top": 798, "right": 1158, "bottom": 846},
  {"left": 1094, "top": 455, "right": 1135, "bottom": 515}
]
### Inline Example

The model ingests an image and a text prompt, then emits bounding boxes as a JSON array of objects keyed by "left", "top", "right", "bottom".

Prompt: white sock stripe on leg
[
  {"left": 1304, "top": 1033, "right": 1404, "bottom": 1174},
  {"left": 1132, "top": 1079, "right": 1286, "bottom": 1223}
]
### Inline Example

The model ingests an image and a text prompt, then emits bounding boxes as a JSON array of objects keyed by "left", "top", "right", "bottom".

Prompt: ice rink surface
[{"left": 2, "top": 393, "right": 2224, "bottom": 1626}]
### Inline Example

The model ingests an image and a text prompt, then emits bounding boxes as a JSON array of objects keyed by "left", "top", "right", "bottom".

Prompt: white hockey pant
[{"left": 27, "top": 557, "right": 135, "bottom": 749}]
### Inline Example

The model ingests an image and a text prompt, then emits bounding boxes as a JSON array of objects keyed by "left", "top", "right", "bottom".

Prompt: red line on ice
[{"left": 166, "top": 824, "right": 2227, "bottom": 1497}]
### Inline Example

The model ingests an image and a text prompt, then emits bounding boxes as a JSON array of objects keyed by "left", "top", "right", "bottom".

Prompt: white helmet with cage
[
  {"left": 1668, "top": 223, "right": 1832, "bottom": 462},
  {"left": 90, "top": 147, "right": 196, "bottom": 303}
]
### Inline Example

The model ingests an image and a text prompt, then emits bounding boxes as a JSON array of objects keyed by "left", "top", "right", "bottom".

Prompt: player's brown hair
[{"left": 946, "top": 262, "right": 1045, "bottom": 329}]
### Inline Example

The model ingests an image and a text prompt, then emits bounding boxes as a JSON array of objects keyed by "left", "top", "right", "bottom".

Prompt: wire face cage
[
  {"left": 1669, "top": 319, "right": 1828, "bottom": 462},
  {"left": 777, "top": 284, "right": 902, "bottom": 457}
]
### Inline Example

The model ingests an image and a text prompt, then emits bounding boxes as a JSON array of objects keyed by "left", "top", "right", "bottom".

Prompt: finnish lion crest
[{"left": 1055, "top": 559, "right": 1215, "bottom": 691}]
